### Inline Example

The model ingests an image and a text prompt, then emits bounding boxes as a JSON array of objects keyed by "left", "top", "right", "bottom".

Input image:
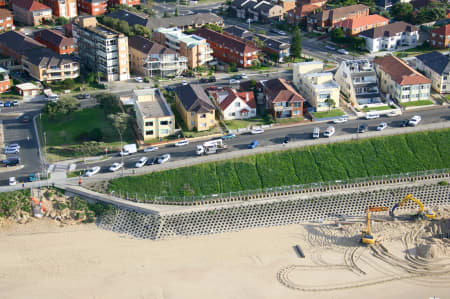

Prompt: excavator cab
[
  {"left": 362, "top": 233, "right": 375, "bottom": 245},
  {"left": 361, "top": 206, "right": 388, "bottom": 245}
]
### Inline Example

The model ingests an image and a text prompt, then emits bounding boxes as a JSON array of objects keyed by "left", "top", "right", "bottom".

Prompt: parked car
[
  {"left": 134, "top": 77, "right": 144, "bottom": 83},
  {"left": 143, "top": 146, "right": 158, "bottom": 152},
  {"left": 409, "top": 115, "right": 421, "bottom": 126},
  {"left": 4, "top": 147, "right": 19, "bottom": 155},
  {"left": 333, "top": 117, "right": 348, "bottom": 124},
  {"left": 77, "top": 93, "right": 90, "bottom": 99},
  {"left": 248, "top": 140, "right": 259, "bottom": 149},
  {"left": 28, "top": 173, "right": 36, "bottom": 182},
  {"left": 400, "top": 119, "right": 410, "bottom": 127},
  {"left": 109, "top": 162, "right": 123, "bottom": 172},
  {"left": 229, "top": 79, "right": 240, "bottom": 85},
  {"left": 12, "top": 100, "right": 19, "bottom": 106},
  {"left": 222, "top": 133, "right": 236, "bottom": 140},
  {"left": 9, "top": 177, "right": 16, "bottom": 186},
  {"left": 323, "top": 126, "right": 335, "bottom": 137},
  {"left": 365, "top": 112, "right": 380, "bottom": 120},
  {"left": 241, "top": 73, "right": 248, "bottom": 79},
  {"left": 199, "top": 78, "right": 209, "bottom": 83},
  {"left": 209, "top": 76, "right": 216, "bottom": 82},
  {"left": 135, "top": 157, "right": 148, "bottom": 168},
  {"left": 181, "top": 81, "right": 188, "bottom": 86},
  {"left": 283, "top": 136, "right": 290, "bottom": 144},
  {"left": 233, "top": 74, "right": 241, "bottom": 80},
  {"left": 4, "top": 101, "right": 11, "bottom": 107},
  {"left": 325, "top": 45, "right": 336, "bottom": 51},
  {"left": 278, "top": 30, "right": 287, "bottom": 36},
  {"left": 7, "top": 143, "right": 20, "bottom": 150},
  {"left": 312, "top": 127, "right": 320, "bottom": 139},
  {"left": 377, "top": 122, "right": 388, "bottom": 131},
  {"left": 20, "top": 115, "right": 31, "bottom": 123},
  {"left": 84, "top": 166, "right": 101, "bottom": 177},
  {"left": 2, "top": 156, "right": 20, "bottom": 167},
  {"left": 174, "top": 139, "right": 189, "bottom": 147},
  {"left": 337, "top": 49, "right": 349, "bottom": 55},
  {"left": 251, "top": 128, "right": 264, "bottom": 134},
  {"left": 165, "top": 86, "right": 175, "bottom": 92},
  {"left": 146, "top": 157, "right": 157, "bottom": 165},
  {"left": 358, "top": 124, "right": 368, "bottom": 133},
  {"left": 157, "top": 153, "right": 171, "bottom": 164},
  {"left": 0, "top": 101, "right": 4, "bottom": 107}
]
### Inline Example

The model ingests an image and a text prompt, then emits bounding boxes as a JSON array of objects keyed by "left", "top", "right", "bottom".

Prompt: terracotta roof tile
[
  {"left": 334, "top": 14, "right": 388, "bottom": 30},
  {"left": 13, "top": 0, "right": 51, "bottom": 11},
  {"left": 34, "top": 29, "right": 74, "bottom": 48},
  {"left": 195, "top": 27, "right": 259, "bottom": 54},
  {"left": 373, "top": 55, "right": 431, "bottom": 86},
  {"left": 263, "top": 78, "right": 304, "bottom": 103}
]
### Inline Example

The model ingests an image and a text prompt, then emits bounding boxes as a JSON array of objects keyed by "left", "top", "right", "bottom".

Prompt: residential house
[
  {"left": 128, "top": 35, "right": 187, "bottom": 78},
  {"left": 286, "top": 4, "right": 322, "bottom": 25},
  {"left": 174, "top": 84, "right": 216, "bottom": 131},
  {"left": 153, "top": 27, "right": 213, "bottom": 68},
  {"left": 77, "top": 0, "right": 107, "bottom": 16},
  {"left": 410, "top": 0, "right": 439, "bottom": 10},
  {"left": 108, "top": 0, "right": 140, "bottom": 7},
  {"left": 134, "top": 88, "right": 175, "bottom": 141},
  {"left": 222, "top": 25, "right": 254, "bottom": 40},
  {"left": 429, "top": 24, "right": 450, "bottom": 49},
  {"left": 0, "top": 30, "right": 44, "bottom": 63},
  {"left": 293, "top": 61, "right": 340, "bottom": 112},
  {"left": 416, "top": 51, "right": 450, "bottom": 93},
  {"left": 373, "top": 55, "right": 431, "bottom": 103},
  {"left": 195, "top": 27, "right": 260, "bottom": 68},
  {"left": 0, "top": 9, "right": 14, "bottom": 33},
  {"left": 208, "top": 87, "right": 256, "bottom": 120},
  {"left": 333, "top": 14, "right": 389, "bottom": 36},
  {"left": 22, "top": 47, "right": 79, "bottom": 82},
  {"left": 12, "top": 0, "right": 52, "bottom": 26},
  {"left": 107, "top": 9, "right": 224, "bottom": 32},
  {"left": 375, "top": 0, "right": 396, "bottom": 10},
  {"left": 279, "top": 0, "right": 295, "bottom": 15},
  {"left": 34, "top": 29, "right": 76, "bottom": 55},
  {"left": 359, "top": 22, "right": 419, "bottom": 53},
  {"left": 43, "top": 0, "right": 77, "bottom": 18},
  {"left": 0, "top": 67, "right": 11, "bottom": 93},
  {"left": 335, "top": 59, "right": 383, "bottom": 108},
  {"left": 307, "top": 4, "right": 369, "bottom": 31},
  {"left": 261, "top": 78, "right": 304, "bottom": 119},
  {"left": 73, "top": 16, "right": 130, "bottom": 81},
  {"left": 231, "top": 0, "right": 283, "bottom": 23},
  {"left": 15, "top": 82, "right": 40, "bottom": 97}
]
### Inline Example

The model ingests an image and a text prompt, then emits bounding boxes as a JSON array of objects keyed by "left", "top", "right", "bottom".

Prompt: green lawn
[
  {"left": 225, "top": 118, "right": 266, "bottom": 130},
  {"left": 107, "top": 129, "right": 450, "bottom": 200},
  {"left": 394, "top": 44, "right": 445, "bottom": 57},
  {"left": 276, "top": 117, "right": 304, "bottom": 124},
  {"left": 400, "top": 100, "right": 434, "bottom": 108},
  {"left": 311, "top": 109, "right": 345, "bottom": 119},
  {"left": 362, "top": 105, "right": 394, "bottom": 112}
]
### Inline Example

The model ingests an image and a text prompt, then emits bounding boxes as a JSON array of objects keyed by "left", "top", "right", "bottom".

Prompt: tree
[
  {"left": 108, "top": 113, "right": 129, "bottom": 137},
  {"left": 331, "top": 28, "right": 344, "bottom": 42},
  {"left": 391, "top": 2, "right": 413, "bottom": 22},
  {"left": 97, "top": 93, "right": 121, "bottom": 115},
  {"left": 203, "top": 24, "right": 223, "bottom": 33},
  {"left": 349, "top": 36, "right": 365, "bottom": 50},
  {"left": 118, "top": 20, "right": 130, "bottom": 35},
  {"left": 415, "top": 4, "right": 446, "bottom": 24},
  {"left": 290, "top": 27, "right": 302, "bottom": 59},
  {"left": 325, "top": 98, "right": 336, "bottom": 111},
  {"left": 63, "top": 78, "right": 76, "bottom": 90},
  {"left": 55, "top": 17, "right": 69, "bottom": 25},
  {"left": 163, "top": 11, "right": 171, "bottom": 18},
  {"left": 174, "top": 7, "right": 179, "bottom": 16},
  {"left": 252, "top": 36, "right": 265, "bottom": 49}
]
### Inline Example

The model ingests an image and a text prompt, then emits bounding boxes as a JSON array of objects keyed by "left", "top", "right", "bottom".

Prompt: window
[
  {"left": 235, "top": 101, "right": 240, "bottom": 107},
  {"left": 160, "top": 120, "right": 169, "bottom": 125},
  {"left": 200, "top": 113, "right": 206, "bottom": 118},
  {"left": 230, "top": 112, "right": 235, "bottom": 116},
  {"left": 145, "top": 121, "right": 153, "bottom": 126},
  {"left": 145, "top": 130, "right": 154, "bottom": 135},
  {"left": 191, "top": 121, "right": 195, "bottom": 126},
  {"left": 160, "top": 129, "right": 169, "bottom": 135}
]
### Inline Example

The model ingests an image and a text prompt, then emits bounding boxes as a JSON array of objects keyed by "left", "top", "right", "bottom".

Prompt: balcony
[{"left": 274, "top": 106, "right": 293, "bottom": 112}]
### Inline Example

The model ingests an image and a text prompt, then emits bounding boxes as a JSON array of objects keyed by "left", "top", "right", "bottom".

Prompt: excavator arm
[
  {"left": 390, "top": 194, "right": 435, "bottom": 219},
  {"left": 362, "top": 206, "right": 388, "bottom": 245}
]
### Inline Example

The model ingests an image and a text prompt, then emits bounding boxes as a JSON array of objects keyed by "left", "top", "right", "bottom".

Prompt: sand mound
[{"left": 416, "top": 242, "right": 445, "bottom": 259}]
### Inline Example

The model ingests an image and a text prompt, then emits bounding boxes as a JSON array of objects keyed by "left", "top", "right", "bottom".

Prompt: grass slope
[{"left": 108, "top": 129, "right": 450, "bottom": 199}]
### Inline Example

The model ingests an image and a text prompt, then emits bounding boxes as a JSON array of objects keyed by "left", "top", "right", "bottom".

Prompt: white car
[
  {"left": 229, "top": 79, "right": 240, "bottom": 84},
  {"left": 323, "top": 126, "right": 335, "bottom": 137},
  {"left": 135, "top": 157, "right": 148, "bottom": 168},
  {"left": 8, "top": 177, "right": 16, "bottom": 186},
  {"left": 251, "top": 128, "right": 264, "bottom": 134},
  {"left": 143, "top": 146, "right": 158, "bottom": 153},
  {"left": 409, "top": 115, "right": 421, "bottom": 126},
  {"left": 85, "top": 166, "right": 101, "bottom": 177},
  {"left": 365, "top": 112, "right": 380, "bottom": 120},
  {"left": 157, "top": 153, "right": 171, "bottom": 164},
  {"left": 337, "top": 49, "right": 349, "bottom": 55},
  {"left": 4, "top": 148, "right": 19, "bottom": 154},
  {"left": 278, "top": 30, "right": 286, "bottom": 36},
  {"left": 332, "top": 117, "right": 348, "bottom": 124},
  {"left": 174, "top": 140, "right": 189, "bottom": 147},
  {"left": 181, "top": 81, "right": 188, "bottom": 86},
  {"left": 377, "top": 122, "right": 388, "bottom": 131},
  {"left": 7, "top": 143, "right": 20, "bottom": 149},
  {"left": 134, "top": 77, "right": 144, "bottom": 83},
  {"left": 109, "top": 162, "right": 123, "bottom": 172},
  {"left": 241, "top": 73, "right": 248, "bottom": 79},
  {"left": 325, "top": 45, "right": 336, "bottom": 51},
  {"left": 387, "top": 110, "right": 401, "bottom": 117}
]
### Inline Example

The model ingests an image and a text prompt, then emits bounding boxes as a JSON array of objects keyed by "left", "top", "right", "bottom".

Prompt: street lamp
[
  {"left": 118, "top": 129, "right": 124, "bottom": 177},
  {"left": 43, "top": 132, "right": 49, "bottom": 187}
]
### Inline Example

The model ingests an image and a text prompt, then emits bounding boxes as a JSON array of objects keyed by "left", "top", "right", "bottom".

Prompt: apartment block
[
  {"left": 73, "top": 16, "right": 129, "bottom": 81},
  {"left": 195, "top": 27, "right": 260, "bottom": 68},
  {"left": 43, "top": 0, "right": 77, "bottom": 18},
  {"left": 0, "top": 67, "right": 11, "bottom": 93},
  {"left": 0, "top": 9, "right": 14, "bottom": 33},
  {"left": 34, "top": 29, "right": 76, "bottom": 55},
  {"left": 416, "top": 51, "right": 450, "bottom": 94},
  {"left": 78, "top": 0, "right": 107, "bottom": 16},
  {"left": 108, "top": 0, "right": 140, "bottom": 7},
  {"left": 293, "top": 61, "right": 340, "bottom": 112},
  {"left": 261, "top": 78, "right": 304, "bottom": 119},
  {"left": 153, "top": 27, "right": 213, "bottom": 69},
  {"left": 129, "top": 36, "right": 187, "bottom": 78},
  {"left": 373, "top": 55, "right": 431, "bottom": 103},
  {"left": 430, "top": 24, "right": 450, "bottom": 49},
  {"left": 307, "top": 4, "right": 369, "bottom": 30},
  {"left": 359, "top": 22, "right": 419, "bottom": 53},
  {"left": 12, "top": 0, "right": 52, "bottom": 26},
  {"left": 134, "top": 88, "right": 175, "bottom": 141},
  {"left": 335, "top": 59, "right": 383, "bottom": 108},
  {"left": 22, "top": 47, "right": 79, "bottom": 82},
  {"left": 0, "top": 30, "right": 44, "bottom": 62},
  {"left": 333, "top": 14, "right": 388, "bottom": 36}
]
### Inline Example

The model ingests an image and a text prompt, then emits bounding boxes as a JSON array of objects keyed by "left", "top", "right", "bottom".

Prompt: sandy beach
[{"left": 0, "top": 215, "right": 449, "bottom": 299}]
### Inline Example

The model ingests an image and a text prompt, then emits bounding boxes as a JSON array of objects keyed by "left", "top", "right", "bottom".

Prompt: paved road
[{"left": 73, "top": 107, "right": 450, "bottom": 176}]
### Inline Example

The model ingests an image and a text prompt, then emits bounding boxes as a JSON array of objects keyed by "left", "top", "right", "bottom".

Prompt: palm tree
[{"left": 325, "top": 98, "right": 336, "bottom": 111}]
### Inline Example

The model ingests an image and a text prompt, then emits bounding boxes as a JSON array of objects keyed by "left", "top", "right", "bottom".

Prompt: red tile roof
[
  {"left": 219, "top": 88, "right": 256, "bottom": 111},
  {"left": 373, "top": 55, "right": 431, "bottom": 86},
  {"left": 263, "top": 78, "right": 304, "bottom": 103},
  {"left": 240, "top": 108, "right": 249, "bottom": 113},
  {"left": 13, "top": 0, "right": 51, "bottom": 11},
  {"left": 195, "top": 27, "right": 259, "bottom": 54},
  {"left": 334, "top": 14, "right": 388, "bottom": 30},
  {"left": 431, "top": 24, "right": 450, "bottom": 36},
  {"left": 298, "top": 4, "right": 321, "bottom": 17}
]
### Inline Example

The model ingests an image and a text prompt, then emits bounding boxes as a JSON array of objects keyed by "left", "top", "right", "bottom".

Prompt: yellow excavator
[
  {"left": 389, "top": 194, "right": 435, "bottom": 220},
  {"left": 361, "top": 206, "right": 389, "bottom": 245}
]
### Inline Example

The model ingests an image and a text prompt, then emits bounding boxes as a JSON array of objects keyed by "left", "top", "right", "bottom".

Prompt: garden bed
[{"left": 400, "top": 100, "right": 434, "bottom": 108}]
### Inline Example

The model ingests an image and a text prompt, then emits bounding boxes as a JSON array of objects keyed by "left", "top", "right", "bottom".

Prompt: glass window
[
  {"left": 145, "top": 121, "right": 153, "bottom": 126},
  {"left": 145, "top": 130, "right": 153, "bottom": 135}
]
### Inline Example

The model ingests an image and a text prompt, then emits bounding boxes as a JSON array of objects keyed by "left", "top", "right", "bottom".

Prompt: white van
[
  {"left": 323, "top": 126, "right": 335, "bottom": 137},
  {"left": 312, "top": 127, "right": 320, "bottom": 139}
]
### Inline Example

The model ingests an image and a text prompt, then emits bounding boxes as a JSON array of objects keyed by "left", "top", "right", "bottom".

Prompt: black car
[
  {"left": 199, "top": 78, "right": 209, "bottom": 83},
  {"left": 20, "top": 115, "right": 31, "bottom": 123},
  {"left": 283, "top": 136, "right": 290, "bottom": 144},
  {"left": 209, "top": 76, "right": 216, "bottom": 83},
  {"left": 77, "top": 93, "right": 90, "bottom": 99},
  {"left": 2, "top": 156, "right": 20, "bottom": 167},
  {"left": 358, "top": 124, "right": 367, "bottom": 133},
  {"left": 165, "top": 86, "right": 175, "bottom": 92},
  {"left": 400, "top": 120, "right": 409, "bottom": 127},
  {"left": 146, "top": 157, "right": 157, "bottom": 165}
]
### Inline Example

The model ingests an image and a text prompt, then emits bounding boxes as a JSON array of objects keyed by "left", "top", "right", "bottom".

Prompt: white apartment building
[{"left": 416, "top": 51, "right": 450, "bottom": 94}]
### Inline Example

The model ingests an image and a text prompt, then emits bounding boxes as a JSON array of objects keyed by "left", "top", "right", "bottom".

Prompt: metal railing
[{"left": 107, "top": 168, "right": 450, "bottom": 205}]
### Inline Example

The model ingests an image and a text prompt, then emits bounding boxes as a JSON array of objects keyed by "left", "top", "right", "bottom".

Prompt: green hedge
[{"left": 108, "top": 129, "right": 450, "bottom": 199}]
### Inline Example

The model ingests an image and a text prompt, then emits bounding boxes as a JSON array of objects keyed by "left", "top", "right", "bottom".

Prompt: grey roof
[
  {"left": 23, "top": 48, "right": 76, "bottom": 67},
  {"left": 0, "top": 31, "right": 44, "bottom": 55},
  {"left": 135, "top": 89, "right": 173, "bottom": 118},
  {"left": 416, "top": 51, "right": 450, "bottom": 75},
  {"left": 223, "top": 25, "right": 253, "bottom": 39},
  {"left": 128, "top": 36, "right": 176, "bottom": 55},
  {"left": 359, "top": 21, "right": 417, "bottom": 39},
  {"left": 255, "top": 34, "right": 290, "bottom": 51},
  {"left": 175, "top": 84, "right": 215, "bottom": 113},
  {"left": 107, "top": 10, "right": 148, "bottom": 27}
]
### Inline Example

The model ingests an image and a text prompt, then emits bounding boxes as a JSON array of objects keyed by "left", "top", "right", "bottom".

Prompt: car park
[
  {"left": 222, "top": 133, "right": 236, "bottom": 140},
  {"left": 365, "top": 112, "right": 380, "bottom": 120},
  {"left": 146, "top": 157, "right": 157, "bottom": 165},
  {"left": 157, "top": 153, "right": 171, "bottom": 164},
  {"left": 323, "top": 126, "right": 335, "bottom": 137},
  {"left": 409, "top": 115, "right": 421, "bottom": 126},
  {"left": 358, "top": 124, "right": 368, "bottom": 133},
  {"left": 135, "top": 157, "right": 148, "bottom": 168},
  {"left": 28, "top": 173, "right": 36, "bottom": 182},
  {"left": 248, "top": 140, "right": 259, "bottom": 149},
  {"left": 377, "top": 122, "right": 388, "bottom": 131},
  {"left": 143, "top": 146, "right": 158, "bottom": 152},
  {"left": 337, "top": 49, "right": 349, "bottom": 55},
  {"left": 109, "top": 162, "right": 123, "bottom": 172},
  {"left": 251, "top": 128, "right": 264, "bottom": 134},
  {"left": 2, "top": 156, "right": 20, "bottom": 167},
  {"left": 283, "top": 136, "right": 290, "bottom": 144},
  {"left": 4, "top": 101, "right": 11, "bottom": 107},
  {"left": 84, "top": 166, "right": 101, "bottom": 177},
  {"left": 134, "top": 77, "right": 144, "bottom": 83},
  {"left": 229, "top": 79, "right": 240, "bottom": 85},
  {"left": 12, "top": 100, "right": 19, "bottom": 106},
  {"left": 174, "top": 139, "right": 189, "bottom": 147},
  {"left": 333, "top": 117, "right": 348, "bottom": 124},
  {"left": 312, "top": 127, "right": 320, "bottom": 139},
  {"left": 9, "top": 177, "right": 16, "bottom": 186}
]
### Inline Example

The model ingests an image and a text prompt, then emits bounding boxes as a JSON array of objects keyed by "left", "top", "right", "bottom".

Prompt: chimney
[{"left": 246, "top": 92, "right": 249, "bottom": 102}]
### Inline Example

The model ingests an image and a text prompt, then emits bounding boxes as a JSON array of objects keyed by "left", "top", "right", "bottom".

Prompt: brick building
[
  {"left": 43, "top": 0, "right": 77, "bottom": 18},
  {"left": 430, "top": 24, "right": 450, "bottom": 49},
  {"left": 108, "top": 0, "right": 139, "bottom": 7},
  {"left": 34, "top": 29, "right": 76, "bottom": 55},
  {"left": 0, "top": 30, "right": 44, "bottom": 62},
  {"left": 12, "top": 0, "right": 52, "bottom": 26},
  {"left": 77, "top": 0, "right": 107, "bottom": 16},
  {"left": 0, "top": 9, "right": 13, "bottom": 32},
  {"left": 307, "top": 4, "right": 369, "bottom": 31},
  {"left": 334, "top": 14, "right": 389, "bottom": 36},
  {"left": 261, "top": 78, "right": 304, "bottom": 119}
]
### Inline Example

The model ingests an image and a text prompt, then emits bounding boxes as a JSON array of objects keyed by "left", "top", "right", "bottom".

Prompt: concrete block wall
[{"left": 97, "top": 183, "right": 450, "bottom": 240}]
